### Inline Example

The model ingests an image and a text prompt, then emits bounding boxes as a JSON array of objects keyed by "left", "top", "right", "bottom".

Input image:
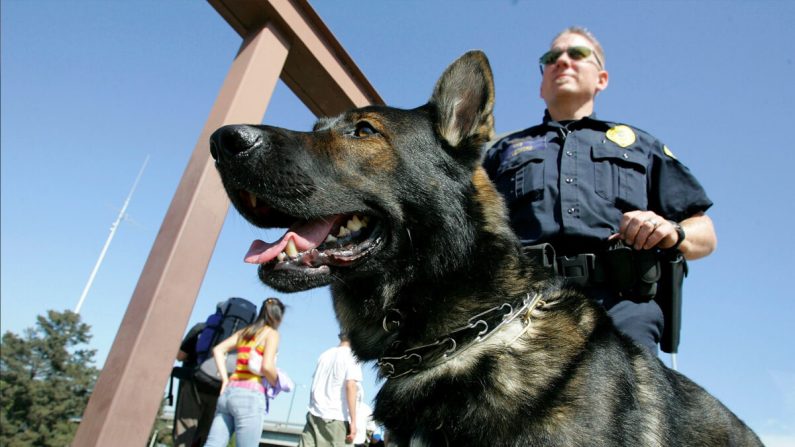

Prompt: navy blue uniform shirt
[{"left": 483, "top": 112, "right": 713, "bottom": 256}]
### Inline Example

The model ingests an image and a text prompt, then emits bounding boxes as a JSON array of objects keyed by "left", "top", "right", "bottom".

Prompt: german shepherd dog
[{"left": 210, "top": 51, "right": 762, "bottom": 446}]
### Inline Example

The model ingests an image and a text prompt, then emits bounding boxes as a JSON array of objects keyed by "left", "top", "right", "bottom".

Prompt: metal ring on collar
[
  {"left": 382, "top": 309, "right": 403, "bottom": 333},
  {"left": 443, "top": 338, "right": 457, "bottom": 357},
  {"left": 473, "top": 320, "right": 489, "bottom": 337}
]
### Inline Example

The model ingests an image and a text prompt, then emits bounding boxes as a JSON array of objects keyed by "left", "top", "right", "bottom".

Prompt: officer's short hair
[{"left": 552, "top": 26, "right": 606, "bottom": 69}]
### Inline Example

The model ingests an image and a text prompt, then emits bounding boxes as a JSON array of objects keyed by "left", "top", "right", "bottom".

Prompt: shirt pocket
[
  {"left": 591, "top": 145, "right": 648, "bottom": 210},
  {"left": 494, "top": 150, "right": 546, "bottom": 205}
]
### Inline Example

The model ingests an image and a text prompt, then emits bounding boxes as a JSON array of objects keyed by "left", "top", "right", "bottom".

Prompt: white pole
[
  {"left": 671, "top": 353, "right": 678, "bottom": 371},
  {"left": 148, "top": 430, "right": 158, "bottom": 447},
  {"left": 74, "top": 155, "right": 150, "bottom": 314},
  {"left": 285, "top": 383, "right": 304, "bottom": 425}
]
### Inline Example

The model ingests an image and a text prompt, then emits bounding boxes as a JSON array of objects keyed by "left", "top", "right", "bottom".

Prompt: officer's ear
[{"left": 595, "top": 69, "right": 609, "bottom": 94}]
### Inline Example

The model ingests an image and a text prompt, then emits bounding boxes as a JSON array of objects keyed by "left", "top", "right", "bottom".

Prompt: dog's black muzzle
[{"left": 210, "top": 124, "right": 265, "bottom": 163}]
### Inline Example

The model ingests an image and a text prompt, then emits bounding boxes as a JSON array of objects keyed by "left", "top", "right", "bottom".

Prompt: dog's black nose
[{"left": 209, "top": 125, "right": 262, "bottom": 162}]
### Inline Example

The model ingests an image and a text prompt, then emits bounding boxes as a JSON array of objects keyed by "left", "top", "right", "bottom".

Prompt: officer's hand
[{"left": 609, "top": 210, "right": 678, "bottom": 250}]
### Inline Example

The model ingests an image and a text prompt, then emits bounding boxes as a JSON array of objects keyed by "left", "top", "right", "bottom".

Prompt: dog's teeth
[
  {"left": 359, "top": 215, "right": 368, "bottom": 228},
  {"left": 277, "top": 252, "right": 287, "bottom": 262},
  {"left": 248, "top": 193, "right": 257, "bottom": 209},
  {"left": 348, "top": 216, "right": 362, "bottom": 232},
  {"left": 285, "top": 239, "right": 298, "bottom": 258},
  {"left": 325, "top": 234, "right": 338, "bottom": 243},
  {"left": 338, "top": 226, "right": 351, "bottom": 238}
]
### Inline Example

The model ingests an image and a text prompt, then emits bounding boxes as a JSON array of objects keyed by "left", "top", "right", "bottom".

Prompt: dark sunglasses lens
[
  {"left": 567, "top": 46, "right": 593, "bottom": 60},
  {"left": 539, "top": 49, "right": 563, "bottom": 65}
]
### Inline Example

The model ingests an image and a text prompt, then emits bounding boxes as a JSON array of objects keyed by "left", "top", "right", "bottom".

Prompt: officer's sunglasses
[{"left": 538, "top": 46, "right": 603, "bottom": 74}]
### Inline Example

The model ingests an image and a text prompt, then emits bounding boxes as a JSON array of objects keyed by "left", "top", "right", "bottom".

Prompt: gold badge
[
  {"left": 606, "top": 125, "right": 636, "bottom": 148},
  {"left": 663, "top": 145, "right": 677, "bottom": 159}
]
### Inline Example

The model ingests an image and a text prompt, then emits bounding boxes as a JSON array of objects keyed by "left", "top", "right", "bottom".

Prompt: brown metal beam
[
  {"left": 74, "top": 1, "right": 382, "bottom": 445},
  {"left": 209, "top": 0, "right": 383, "bottom": 114},
  {"left": 73, "top": 23, "right": 290, "bottom": 446}
]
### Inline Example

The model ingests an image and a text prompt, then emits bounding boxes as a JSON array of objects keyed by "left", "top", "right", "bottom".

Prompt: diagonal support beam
[
  {"left": 73, "top": 23, "right": 290, "bottom": 446},
  {"left": 209, "top": 0, "right": 383, "bottom": 114},
  {"left": 73, "top": 0, "right": 383, "bottom": 447},
  {"left": 74, "top": 1, "right": 382, "bottom": 445}
]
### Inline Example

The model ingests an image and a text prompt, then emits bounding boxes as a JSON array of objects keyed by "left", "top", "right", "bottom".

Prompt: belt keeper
[
  {"left": 558, "top": 253, "right": 595, "bottom": 287},
  {"left": 523, "top": 243, "right": 558, "bottom": 274}
]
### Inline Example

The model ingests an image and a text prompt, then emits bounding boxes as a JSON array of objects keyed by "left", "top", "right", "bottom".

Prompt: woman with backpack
[{"left": 204, "top": 297, "right": 286, "bottom": 447}]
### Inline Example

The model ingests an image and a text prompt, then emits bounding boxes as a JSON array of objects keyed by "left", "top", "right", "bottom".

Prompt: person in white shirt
[{"left": 299, "top": 333, "right": 363, "bottom": 447}]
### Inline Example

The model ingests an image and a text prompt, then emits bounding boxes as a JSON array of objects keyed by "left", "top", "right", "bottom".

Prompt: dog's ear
[{"left": 429, "top": 50, "right": 495, "bottom": 150}]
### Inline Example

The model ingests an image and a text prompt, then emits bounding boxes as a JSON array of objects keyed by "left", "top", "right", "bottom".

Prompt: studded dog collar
[{"left": 377, "top": 293, "right": 545, "bottom": 379}]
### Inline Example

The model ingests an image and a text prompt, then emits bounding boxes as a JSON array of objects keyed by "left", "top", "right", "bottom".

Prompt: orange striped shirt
[{"left": 230, "top": 333, "right": 265, "bottom": 383}]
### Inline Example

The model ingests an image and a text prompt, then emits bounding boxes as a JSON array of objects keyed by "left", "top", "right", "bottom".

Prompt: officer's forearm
[{"left": 678, "top": 213, "right": 717, "bottom": 260}]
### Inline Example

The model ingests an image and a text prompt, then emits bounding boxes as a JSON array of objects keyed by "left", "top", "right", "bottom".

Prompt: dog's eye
[{"left": 353, "top": 121, "right": 378, "bottom": 138}]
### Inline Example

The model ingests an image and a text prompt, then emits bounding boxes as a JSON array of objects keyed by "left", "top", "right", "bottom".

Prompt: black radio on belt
[{"left": 604, "top": 240, "right": 660, "bottom": 298}]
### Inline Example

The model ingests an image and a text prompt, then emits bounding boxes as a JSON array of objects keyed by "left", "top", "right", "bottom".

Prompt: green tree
[{"left": 0, "top": 310, "right": 98, "bottom": 446}]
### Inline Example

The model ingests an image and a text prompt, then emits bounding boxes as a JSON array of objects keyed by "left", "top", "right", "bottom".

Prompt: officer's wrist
[{"left": 668, "top": 220, "right": 686, "bottom": 251}]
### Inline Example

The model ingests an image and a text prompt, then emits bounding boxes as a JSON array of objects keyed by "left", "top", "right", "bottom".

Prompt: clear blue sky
[{"left": 2, "top": 0, "right": 794, "bottom": 443}]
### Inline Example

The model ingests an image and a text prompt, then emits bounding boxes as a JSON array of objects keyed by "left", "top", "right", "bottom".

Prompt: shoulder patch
[
  {"left": 606, "top": 125, "right": 636, "bottom": 148},
  {"left": 510, "top": 141, "right": 536, "bottom": 157},
  {"left": 504, "top": 136, "right": 546, "bottom": 160},
  {"left": 663, "top": 145, "right": 677, "bottom": 159}
]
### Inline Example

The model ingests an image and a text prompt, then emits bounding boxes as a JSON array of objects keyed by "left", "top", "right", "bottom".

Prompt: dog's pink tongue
[{"left": 244, "top": 218, "right": 337, "bottom": 264}]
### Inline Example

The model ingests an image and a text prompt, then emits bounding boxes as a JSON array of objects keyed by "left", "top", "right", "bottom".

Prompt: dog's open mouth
[{"left": 236, "top": 190, "right": 384, "bottom": 273}]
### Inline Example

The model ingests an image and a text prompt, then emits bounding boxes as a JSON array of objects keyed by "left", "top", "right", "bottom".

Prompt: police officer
[{"left": 483, "top": 26, "right": 717, "bottom": 353}]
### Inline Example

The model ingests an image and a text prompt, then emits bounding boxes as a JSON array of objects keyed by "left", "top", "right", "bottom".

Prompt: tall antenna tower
[{"left": 74, "top": 155, "right": 150, "bottom": 314}]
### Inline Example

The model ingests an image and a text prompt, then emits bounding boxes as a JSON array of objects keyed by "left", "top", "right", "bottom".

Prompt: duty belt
[
  {"left": 523, "top": 242, "right": 661, "bottom": 297},
  {"left": 524, "top": 243, "right": 606, "bottom": 287}
]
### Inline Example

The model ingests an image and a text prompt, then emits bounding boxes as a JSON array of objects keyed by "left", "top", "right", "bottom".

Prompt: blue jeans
[{"left": 204, "top": 386, "right": 266, "bottom": 447}]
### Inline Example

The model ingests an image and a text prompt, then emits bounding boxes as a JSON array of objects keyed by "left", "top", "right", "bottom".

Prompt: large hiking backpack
[{"left": 193, "top": 297, "right": 258, "bottom": 392}]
